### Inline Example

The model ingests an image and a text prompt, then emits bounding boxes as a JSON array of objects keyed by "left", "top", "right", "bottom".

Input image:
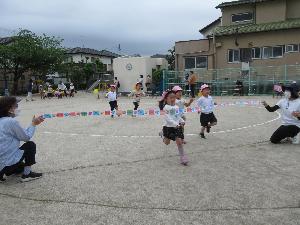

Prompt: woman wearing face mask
[
  {"left": 0, "top": 96, "right": 44, "bottom": 182},
  {"left": 262, "top": 85, "right": 300, "bottom": 144}
]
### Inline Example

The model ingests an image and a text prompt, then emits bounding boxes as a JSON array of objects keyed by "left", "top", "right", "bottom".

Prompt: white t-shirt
[
  {"left": 163, "top": 104, "right": 184, "bottom": 127},
  {"left": 106, "top": 91, "right": 117, "bottom": 102},
  {"left": 129, "top": 90, "right": 145, "bottom": 103},
  {"left": 175, "top": 99, "right": 186, "bottom": 110},
  {"left": 197, "top": 96, "right": 214, "bottom": 114},
  {"left": 276, "top": 98, "right": 300, "bottom": 127}
]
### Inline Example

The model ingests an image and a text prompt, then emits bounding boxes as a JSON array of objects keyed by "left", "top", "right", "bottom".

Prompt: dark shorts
[
  {"left": 163, "top": 126, "right": 184, "bottom": 141},
  {"left": 109, "top": 101, "right": 118, "bottom": 111},
  {"left": 200, "top": 112, "right": 217, "bottom": 127}
]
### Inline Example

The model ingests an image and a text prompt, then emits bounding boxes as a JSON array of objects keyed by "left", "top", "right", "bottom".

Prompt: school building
[{"left": 175, "top": 0, "right": 300, "bottom": 71}]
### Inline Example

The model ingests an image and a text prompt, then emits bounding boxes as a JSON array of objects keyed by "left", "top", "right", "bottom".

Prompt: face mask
[
  {"left": 284, "top": 91, "right": 291, "bottom": 99},
  {"left": 9, "top": 109, "right": 21, "bottom": 117}
]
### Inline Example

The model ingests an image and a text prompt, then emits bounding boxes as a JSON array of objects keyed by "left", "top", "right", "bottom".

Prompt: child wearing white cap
[
  {"left": 106, "top": 85, "right": 118, "bottom": 118},
  {"left": 172, "top": 86, "right": 194, "bottom": 143},
  {"left": 129, "top": 82, "right": 146, "bottom": 112},
  {"left": 197, "top": 84, "right": 217, "bottom": 139}
]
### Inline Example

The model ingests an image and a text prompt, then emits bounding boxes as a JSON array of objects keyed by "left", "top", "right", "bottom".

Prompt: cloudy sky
[{"left": 0, "top": 0, "right": 231, "bottom": 55}]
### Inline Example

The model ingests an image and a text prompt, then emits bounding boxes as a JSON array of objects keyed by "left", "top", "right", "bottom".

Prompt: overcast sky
[{"left": 0, "top": 0, "right": 231, "bottom": 55}]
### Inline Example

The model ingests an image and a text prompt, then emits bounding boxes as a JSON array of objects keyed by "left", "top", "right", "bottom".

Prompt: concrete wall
[
  {"left": 256, "top": 0, "right": 286, "bottom": 23},
  {"left": 215, "top": 29, "right": 300, "bottom": 69},
  {"left": 113, "top": 57, "right": 168, "bottom": 92},
  {"left": 221, "top": 4, "right": 255, "bottom": 26},
  {"left": 286, "top": 0, "right": 300, "bottom": 19},
  {"left": 175, "top": 39, "right": 214, "bottom": 71}
]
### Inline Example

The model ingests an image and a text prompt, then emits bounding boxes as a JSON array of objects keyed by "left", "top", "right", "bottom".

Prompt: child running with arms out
[
  {"left": 159, "top": 90, "right": 189, "bottom": 166},
  {"left": 172, "top": 86, "right": 194, "bottom": 143},
  {"left": 106, "top": 84, "right": 118, "bottom": 118},
  {"left": 129, "top": 82, "right": 146, "bottom": 115},
  {"left": 197, "top": 84, "right": 217, "bottom": 139}
]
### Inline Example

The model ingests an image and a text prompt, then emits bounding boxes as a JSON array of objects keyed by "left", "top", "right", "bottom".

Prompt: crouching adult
[
  {"left": 0, "top": 96, "right": 44, "bottom": 182},
  {"left": 262, "top": 85, "right": 300, "bottom": 144}
]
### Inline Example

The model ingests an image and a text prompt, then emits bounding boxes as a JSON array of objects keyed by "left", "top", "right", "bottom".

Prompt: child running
[
  {"left": 159, "top": 90, "right": 189, "bottom": 166},
  {"left": 129, "top": 82, "right": 146, "bottom": 113},
  {"left": 197, "top": 84, "right": 217, "bottom": 139},
  {"left": 106, "top": 84, "right": 118, "bottom": 118},
  {"left": 172, "top": 86, "right": 194, "bottom": 143}
]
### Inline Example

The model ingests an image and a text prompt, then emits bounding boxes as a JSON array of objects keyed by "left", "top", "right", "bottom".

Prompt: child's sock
[
  {"left": 23, "top": 166, "right": 31, "bottom": 175},
  {"left": 178, "top": 145, "right": 184, "bottom": 156}
]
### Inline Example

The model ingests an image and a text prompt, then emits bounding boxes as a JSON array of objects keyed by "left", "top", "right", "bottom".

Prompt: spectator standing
[{"left": 188, "top": 71, "right": 197, "bottom": 98}]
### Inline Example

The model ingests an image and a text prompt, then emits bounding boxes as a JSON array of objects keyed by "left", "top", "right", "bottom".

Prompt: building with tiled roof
[
  {"left": 175, "top": 0, "right": 300, "bottom": 71},
  {"left": 65, "top": 47, "right": 120, "bottom": 71}
]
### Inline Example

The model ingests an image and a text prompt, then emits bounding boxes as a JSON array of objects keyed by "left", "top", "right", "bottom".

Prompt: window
[
  {"left": 232, "top": 12, "right": 253, "bottom": 23},
  {"left": 286, "top": 44, "right": 299, "bottom": 53},
  {"left": 263, "top": 46, "right": 284, "bottom": 58},
  {"left": 252, "top": 48, "right": 261, "bottom": 59},
  {"left": 263, "top": 47, "right": 273, "bottom": 59},
  {"left": 185, "top": 58, "right": 195, "bottom": 69},
  {"left": 228, "top": 49, "right": 240, "bottom": 63},
  {"left": 273, "top": 46, "right": 284, "bottom": 58},
  {"left": 196, "top": 57, "right": 208, "bottom": 68},
  {"left": 184, "top": 57, "right": 207, "bottom": 69}
]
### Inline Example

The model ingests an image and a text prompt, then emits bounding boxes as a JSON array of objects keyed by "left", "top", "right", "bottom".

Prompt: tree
[
  {"left": 0, "top": 29, "right": 65, "bottom": 94},
  {"left": 166, "top": 46, "right": 175, "bottom": 70}
]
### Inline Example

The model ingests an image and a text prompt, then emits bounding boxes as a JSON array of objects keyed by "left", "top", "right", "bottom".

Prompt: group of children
[
  {"left": 39, "top": 83, "right": 76, "bottom": 99},
  {"left": 158, "top": 84, "right": 217, "bottom": 166},
  {"left": 105, "top": 82, "right": 217, "bottom": 166}
]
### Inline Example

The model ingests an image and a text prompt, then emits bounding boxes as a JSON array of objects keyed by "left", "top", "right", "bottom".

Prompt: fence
[{"left": 162, "top": 64, "right": 300, "bottom": 96}]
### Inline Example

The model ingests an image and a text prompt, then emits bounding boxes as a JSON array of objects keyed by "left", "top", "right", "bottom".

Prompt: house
[
  {"left": 175, "top": 0, "right": 300, "bottom": 71},
  {"left": 65, "top": 47, "right": 120, "bottom": 72}
]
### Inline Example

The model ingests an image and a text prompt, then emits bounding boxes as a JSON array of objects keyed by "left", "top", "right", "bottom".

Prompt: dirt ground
[{"left": 0, "top": 92, "right": 299, "bottom": 225}]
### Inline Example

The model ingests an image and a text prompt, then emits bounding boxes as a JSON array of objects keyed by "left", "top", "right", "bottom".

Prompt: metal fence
[{"left": 163, "top": 64, "right": 300, "bottom": 96}]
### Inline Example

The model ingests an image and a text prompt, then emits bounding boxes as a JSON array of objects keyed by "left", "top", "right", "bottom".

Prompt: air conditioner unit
[{"left": 216, "top": 42, "right": 222, "bottom": 48}]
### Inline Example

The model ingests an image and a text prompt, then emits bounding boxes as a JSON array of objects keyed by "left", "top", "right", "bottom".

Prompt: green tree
[
  {"left": 0, "top": 29, "right": 65, "bottom": 94},
  {"left": 166, "top": 46, "right": 175, "bottom": 70}
]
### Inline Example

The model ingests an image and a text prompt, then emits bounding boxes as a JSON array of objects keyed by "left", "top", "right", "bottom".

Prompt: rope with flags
[{"left": 41, "top": 100, "right": 262, "bottom": 119}]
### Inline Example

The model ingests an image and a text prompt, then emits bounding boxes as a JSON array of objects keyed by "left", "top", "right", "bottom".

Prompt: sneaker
[
  {"left": 206, "top": 125, "right": 211, "bottom": 133},
  {"left": 200, "top": 133, "right": 206, "bottom": 139},
  {"left": 21, "top": 172, "right": 43, "bottom": 182},
  {"left": 292, "top": 133, "right": 300, "bottom": 144},
  {"left": 180, "top": 155, "right": 189, "bottom": 166}
]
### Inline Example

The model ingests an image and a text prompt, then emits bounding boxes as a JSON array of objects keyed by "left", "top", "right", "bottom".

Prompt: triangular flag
[{"left": 81, "top": 112, "right": 88, "bottom": 116}]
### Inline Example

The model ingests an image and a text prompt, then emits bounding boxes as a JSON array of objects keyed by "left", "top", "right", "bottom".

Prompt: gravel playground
[{"left": 0, "top": 92, "right": 299, "bottom": 225}]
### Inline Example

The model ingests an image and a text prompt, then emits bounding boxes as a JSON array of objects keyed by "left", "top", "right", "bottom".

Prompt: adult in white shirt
[{"left": 262, "top": 85, "right": 300, "bottom": 144}]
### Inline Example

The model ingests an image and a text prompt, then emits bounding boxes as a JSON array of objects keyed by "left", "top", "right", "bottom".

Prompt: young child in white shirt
[
  {"left": 159, "top": 90, "right": 189, "bottom": 166},
  {"left": 172, "top": 86, "right": 194, "bottom": 143},
  {"left": 197, "top": 84, "right": 217, "bottom": 139},
  {"left": 106, "top": 85, "right": 118, "bottom": 118},
  {"left": 129, "top": 82, "right": 146, "bottom": 112}
]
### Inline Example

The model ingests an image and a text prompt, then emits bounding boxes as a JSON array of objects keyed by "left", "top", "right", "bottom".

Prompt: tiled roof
[
  {"left": 151, "top": 54, "right": 167, "bottom": 59},
  {"left": 200, "top": 17, "right": 222, "bottom": 34},
  {"left": 214, "top": 18, "right": 300, "bottom": 36},
  {"left": 216, "top": 0, "right": 273, "bottom": 9},
  {"left": 66, "top": 47, "right": 120, "bottom": 58},
  {"left": 0, "top": 37, "right": 13, "bottom": 45}
]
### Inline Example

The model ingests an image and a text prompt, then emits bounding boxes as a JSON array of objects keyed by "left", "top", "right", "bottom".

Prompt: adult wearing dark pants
[
  {"left": 0, "top": 96, "right": 44, "bottom": 182},
  {"left": 262, "top": 85, "right": 300, "bottom": 144},
  {"left": 188, "top": 71, "right": 197, "bottom": 98}
]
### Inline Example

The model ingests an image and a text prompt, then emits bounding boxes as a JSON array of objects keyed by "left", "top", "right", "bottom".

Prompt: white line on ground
[{"left": 41, "top": 112, "right": 281, "bottom": 138}]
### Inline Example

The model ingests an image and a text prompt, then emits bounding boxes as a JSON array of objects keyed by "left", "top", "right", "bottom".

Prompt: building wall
[
  {"left": 175, "top": 39, "right": 214, "bottom": 71},
  {"left": 215, "top": 29, "right": 300, "bottom": 69},
  {"left": 69, "top": 54, "right": 113, "bottom": 71},
  {"left": 286, "top": 0, "right": 300, "bottom": 19},
  {"left": 113, "top": 57, "right": 168, "bottom": 92},
  {"left": 221, "top": 4, "right": 255, "bottom": 26},
  {"left": 256, "top": 0, "right": 286, "bottom": 23}
]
